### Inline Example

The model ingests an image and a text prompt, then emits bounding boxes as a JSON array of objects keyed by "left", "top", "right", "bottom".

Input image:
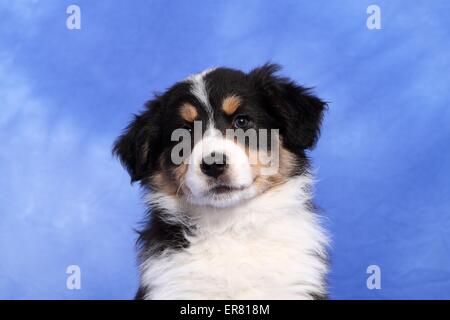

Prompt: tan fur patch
[
  {"left": 246, "top": 141, "right": 297, "bottom": 193},
  {"left": 222, "top": 95, "right": 241, "bottom": 115},
  {"left": 180, "top": 103, "right": 198, "bottom": 122},
  {"left": 151, "top": 153, "right": 189, "bottom": 196}
]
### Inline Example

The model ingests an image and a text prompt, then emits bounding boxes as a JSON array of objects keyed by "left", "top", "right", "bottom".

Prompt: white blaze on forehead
[{"left": 186, "top": 68, "right": 216, "bottom": 126}]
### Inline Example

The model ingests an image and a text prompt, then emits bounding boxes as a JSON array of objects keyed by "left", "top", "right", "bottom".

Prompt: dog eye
[
  {"left": 180, "top": 124, "right": 192, "bottom": 133},
  {"left": 233, "top": 115, "right": 251, "bottom": 129}
]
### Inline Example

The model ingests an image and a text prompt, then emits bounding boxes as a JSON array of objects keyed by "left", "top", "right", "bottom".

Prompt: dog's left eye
[{"left": 233, "top": 115, "right": 251, "bottom": 129}]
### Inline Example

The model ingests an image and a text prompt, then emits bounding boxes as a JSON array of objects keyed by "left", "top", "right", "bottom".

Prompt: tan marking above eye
[
  {"left": 180, "top": 103, "right": 198, "bottom": 122},
  {"left": 222, "top": 95, "right": 241, "bottom": 115}
]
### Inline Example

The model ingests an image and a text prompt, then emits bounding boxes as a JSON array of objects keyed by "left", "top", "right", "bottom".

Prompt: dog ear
[
  {"left": 249, "top": 63, "right": 327, "bottom": 151},
  {"left": 113, "top": 99, "right": 161, "bottom": 183}
]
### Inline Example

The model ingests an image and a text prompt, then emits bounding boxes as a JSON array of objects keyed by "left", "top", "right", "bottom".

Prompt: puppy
[{"left": 113, "top": 63, "right": 329, "bottom": 299}]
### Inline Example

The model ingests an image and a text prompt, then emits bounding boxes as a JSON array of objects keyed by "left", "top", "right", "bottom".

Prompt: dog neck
[{"left": 146, "top": 174, "right": 316, "bottom": 234}]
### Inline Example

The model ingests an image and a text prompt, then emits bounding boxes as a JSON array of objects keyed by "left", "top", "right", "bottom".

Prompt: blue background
[{"left": 1, "top": 0, "right": 449, "bottom": 299}]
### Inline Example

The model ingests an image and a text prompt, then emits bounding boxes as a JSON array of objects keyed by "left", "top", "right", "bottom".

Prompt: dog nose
[{"left": 200, "top": 152, "right": 228, "bottom": 178}]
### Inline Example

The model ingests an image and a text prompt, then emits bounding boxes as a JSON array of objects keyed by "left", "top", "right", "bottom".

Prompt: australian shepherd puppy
[{"left": 113, "top": 63, "right": 329, "bottom": 300}]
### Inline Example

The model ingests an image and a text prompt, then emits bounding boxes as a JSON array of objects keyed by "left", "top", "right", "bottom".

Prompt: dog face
[{"left": 114, "top": 64, "right": 326, "bottom": 208}]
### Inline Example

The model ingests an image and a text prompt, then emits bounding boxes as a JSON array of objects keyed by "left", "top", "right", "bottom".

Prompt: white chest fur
[{"left": 141, "top": 176, "right": 329, "bottom": 299}]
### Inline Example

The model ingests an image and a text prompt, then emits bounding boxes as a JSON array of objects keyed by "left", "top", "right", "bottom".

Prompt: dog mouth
[
  {"left": 207, "top": 184, "right": 247, "bottom": 195},
  {"left": 188, "top": 180, "right": 258, "bottom": 207}
]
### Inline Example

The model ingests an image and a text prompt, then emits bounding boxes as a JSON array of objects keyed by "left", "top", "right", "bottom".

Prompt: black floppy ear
[
  {"left": 249, "top": 63, "right": 327, "bottom": 151},
  {"left": 113, "top": 99, "right": 161, "bottom": 183}
]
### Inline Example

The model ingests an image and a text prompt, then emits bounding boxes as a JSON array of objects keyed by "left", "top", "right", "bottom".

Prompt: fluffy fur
[{"left": 113, "top": 63, "right": 329, "bottom": 300}]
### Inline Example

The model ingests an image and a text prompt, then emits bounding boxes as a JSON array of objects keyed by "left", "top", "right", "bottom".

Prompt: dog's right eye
[{"left": 180, "top": 124, "right": 192, "bottom": 133}]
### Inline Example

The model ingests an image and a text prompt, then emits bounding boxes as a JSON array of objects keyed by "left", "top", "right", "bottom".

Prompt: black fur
[
  {"left": 248, "top": 63, "right": 326, "bottom": 151},
  {"left": 133, "top": 206, "right": 192, "bottom": 299}
]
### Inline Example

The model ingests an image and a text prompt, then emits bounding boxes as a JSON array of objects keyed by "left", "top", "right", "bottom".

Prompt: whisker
[{"left": 176, "top": 179, "right": 186, "bottom": 197}]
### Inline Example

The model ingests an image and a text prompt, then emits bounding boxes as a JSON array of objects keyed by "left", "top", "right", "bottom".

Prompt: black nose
[{"left": 200, "top": 152, "right": 228, "bottom": 178}]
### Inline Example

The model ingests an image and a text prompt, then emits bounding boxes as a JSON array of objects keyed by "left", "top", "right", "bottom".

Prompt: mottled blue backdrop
[{"left": 1, "top": 0, "right": 449, "bottom": 299}]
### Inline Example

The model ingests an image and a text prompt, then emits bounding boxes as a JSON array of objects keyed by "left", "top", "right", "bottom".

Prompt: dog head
[{"left": 113, "top": 64, "right": 326, "bottom": 208}]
